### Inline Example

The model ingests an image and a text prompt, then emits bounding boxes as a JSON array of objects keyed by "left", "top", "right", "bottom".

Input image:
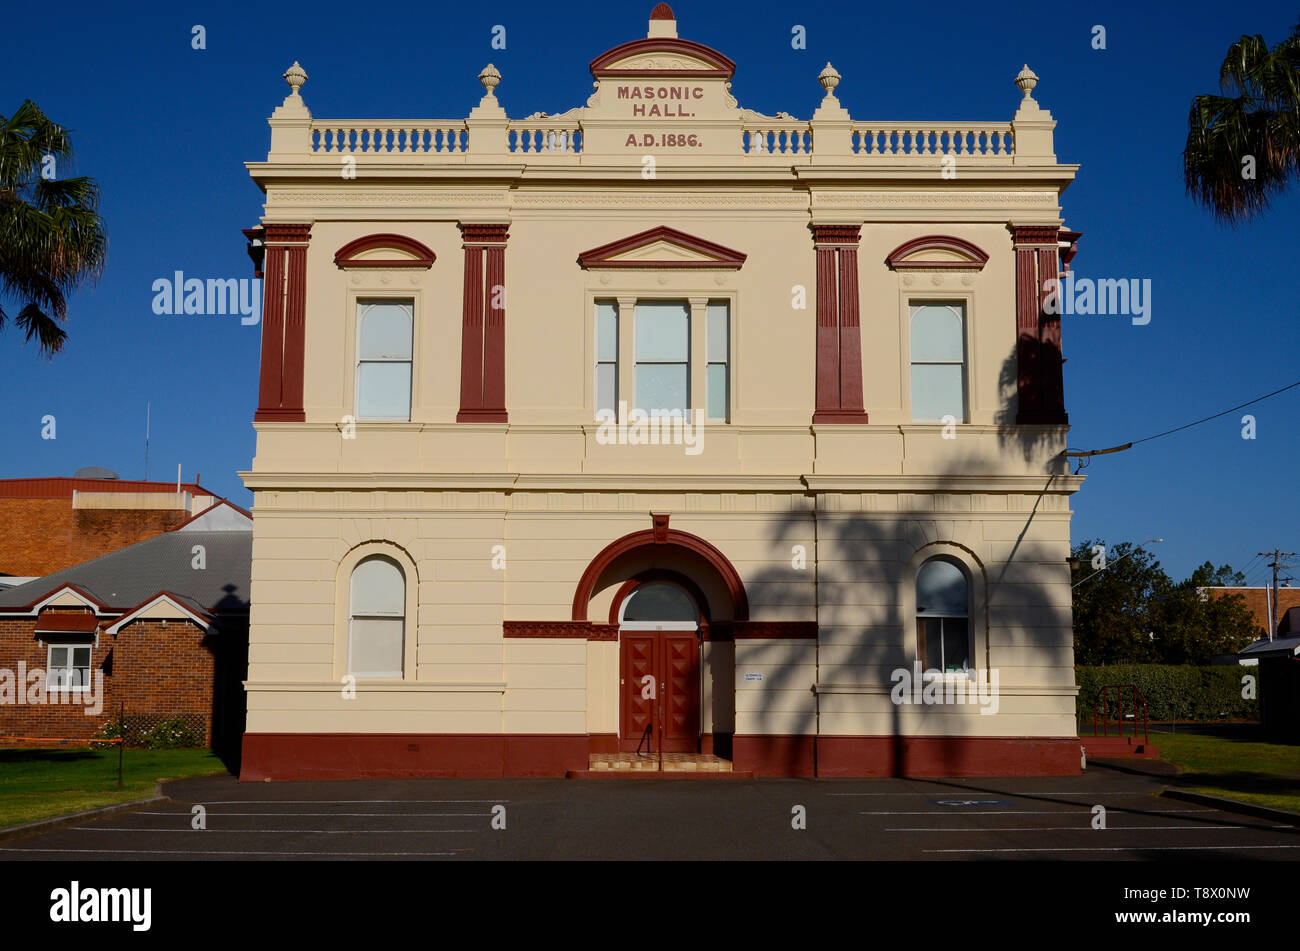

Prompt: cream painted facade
[{"left": 239, "top": 6, "right": 1084, "bottom": 779}]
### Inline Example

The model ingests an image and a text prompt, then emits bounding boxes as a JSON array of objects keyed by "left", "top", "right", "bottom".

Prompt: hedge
[{"left": 1075, "top": 665, "right": 1259, "bottom": 722}]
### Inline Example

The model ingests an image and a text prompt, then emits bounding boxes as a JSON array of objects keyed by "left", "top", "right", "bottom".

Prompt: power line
[{"left": 1065, "top": 379, "right": 1300, "bottom": 459}]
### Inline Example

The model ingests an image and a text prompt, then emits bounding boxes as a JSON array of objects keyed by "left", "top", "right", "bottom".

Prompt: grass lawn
[
  {"left": 1149, "top": 725, "right": 1300, "bottom": 814},
  {"left": 0, "top": 747, "right": 230, "bottom": 829}
]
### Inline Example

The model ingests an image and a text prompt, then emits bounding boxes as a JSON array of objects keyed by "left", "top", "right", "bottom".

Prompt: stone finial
[
  {"left": 283, "top": 61, "right": 308, "bottom": 96},
  {"left": 1015, "top": 64, "right": 1039, "bottom": 99},
  {"left": 818, "top": 62, "right": 841, "bottom": 98},
  {"left": 479, "top": 63, "right": 501, "bottom": 98}
]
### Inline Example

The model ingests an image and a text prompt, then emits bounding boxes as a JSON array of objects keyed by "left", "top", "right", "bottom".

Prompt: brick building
[
  {"left": 0, "top": 472, "right": 222, "bottom": 580},
  {"left": 0, "top": 502, "right": 251, "bottom": 755},
  {"left": 1203, "top": 586, "right": 1300, "bottom": 640}
]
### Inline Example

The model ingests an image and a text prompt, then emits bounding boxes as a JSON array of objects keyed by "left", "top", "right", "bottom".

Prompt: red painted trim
[
  {"left": 0, "top": 478, "right": 213, "bottom": 499},
  {"left": 240, "top": 733, "right": 589, "bottom": 780},
  {"left": 814, "top": 245, "right": 838, "bottom": 416},
  {"left": 1036, "top": 246, "right": 1067, "bottom": 424},
  {"left": 837, "top": 246, "right": 865, "bottom": 414},
  {"left": 731, "top": 621, "right": 817, "bottom": 639},
  {"left": 811, "top": 225, "right": 866, "bottom": 424},
  {"left": 4, "top": 583, "right": 113, "bottom": 615},
  {"left": 578, "top": 226, "right": 746, "bottom": 270},
  {"left": 589, "top": 38, "right": 736, "bottom": 78},
  {"left": 255, "top": 244, "right": 286, "bottom": 420},
  {"left": 650, "top": 3, "right": 674, "bottom": 19},
  {"left": 281, "top": 242, "right": 308, "bottom": 418},
  {"left": 588, "top": 733, "right": 619, "bottom": 754},
  {"left": 1013, "top": 246, "right": 1040, "bottom": 423},
  {"left": 482, "top": 244, "right": 507, "bottom": 421},
  {"left": 460, "top": 223, "right": 510, "bottom": 246},
  {"left": 652, "top": 512, "right": 670, "bottom": 543},
  {"left": 732, "top": 734, "right": 817, "bottom": 777},
  {"left": 503, "top": 621, "right": 593, "bottom": 638},
  {"left": 815, "top": 735, "right": 1082, "bottom": 777},
  {"left": 334, "top": 233, "right": 436, "bottom": 269},
  {"left": 1009, "top": 224, "right": 1060, "bottom": 247},
  {"left": 885, "top": 234, "right": 990, "bottom": 271},
  {"left": 571, "top": 527, "right": 749, "bottom": 622},
  {"left": 457, "top": 240, "right": 485, "bottom": 420}
]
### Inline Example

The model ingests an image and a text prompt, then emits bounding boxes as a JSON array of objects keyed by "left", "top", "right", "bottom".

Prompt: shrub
[{"left": 1075, "top": 665, "right": 1259, "bottom": 722}]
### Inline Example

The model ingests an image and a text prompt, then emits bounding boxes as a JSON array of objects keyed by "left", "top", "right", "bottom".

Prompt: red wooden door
[{"left": 619, "top": 630, "right": 700, "bottom": 753}]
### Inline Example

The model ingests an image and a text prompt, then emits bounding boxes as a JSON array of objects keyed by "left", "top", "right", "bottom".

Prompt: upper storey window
[
  {"left": 356, "top": 300, "right": 413, "bottom": 421},
  {"left": 909, "top": 302, "right": 966, "bottom": 422},
  {"left": 635, "top": 300, "right": 690, "bottom": 415}
]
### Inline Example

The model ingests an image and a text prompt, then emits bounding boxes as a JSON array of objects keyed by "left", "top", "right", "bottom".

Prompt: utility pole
[{"left": 1257, "top": 549, "right": 1295, "bottom": 640}]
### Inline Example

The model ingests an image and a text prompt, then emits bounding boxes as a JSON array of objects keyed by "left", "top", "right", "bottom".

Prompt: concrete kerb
[
  {"left": 0, "top": 782, "right": 168, "bottom": 845},
  {"left": 1161, "top": 788, "right": 1300, "bottom": 828}
]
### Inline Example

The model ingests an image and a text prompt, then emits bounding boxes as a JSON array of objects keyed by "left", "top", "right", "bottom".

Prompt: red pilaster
[
  {"left": 1010, "top": 225, "right": 1059, "bottom": 425},
  {"left": 811, "top": 224, "right": 867, "bottom": 424},
  {"left": 457, "top": 223, "right": 509, "bottom": 423},
  {"left": 254, "top": 223, "right": 310, "bottom": 423},
  {"left": 1036, "top": 246, "right": 1066, "bottom": 423}
]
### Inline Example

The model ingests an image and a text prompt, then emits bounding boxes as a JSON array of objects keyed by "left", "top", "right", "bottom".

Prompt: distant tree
[
  {"left": 1071, "top": 540, "right": 1165, "bottom": 665},
  {"left": 1183, "top": 20, "right": 1300, "bottom": 223},
  {"left": 1072, "top": 544, "right": 1263, "bottom": 664},
  {"left": 0, "top": 100, "right": 106, "bottom": 355}
]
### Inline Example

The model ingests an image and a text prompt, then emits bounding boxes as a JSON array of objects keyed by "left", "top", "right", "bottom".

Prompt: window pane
[
  {"left": 350, "top": 617, "right": 404, "bottom": 677},
  {"left": 707, "top": 302, "right": 729, "bottom": 360},
  {"left": 358, "top": 362, "right": 412, "bottom": 419},
  {"left": 596, "top": 301, "right": 618, "bottom": 362},
  {"left": 73, "top": 647, "right": 91, "bottom": 667},
  {"left": 635, "top": 301, "right": 689, "bottom": 360},
  {"left": 707, "top": 363, "right": 727, "bottom": 420},
  {"left": 623, "top": 583, "right": 699, "bottom": 622},
  {"left": 50, "top": 647, "right": 68, "bottom": 668},
  {"left": 917, "top": 559, "right": 969, "bottom": 616},
  {"left": 635, "top": 363, "right": 688, "bottom": 414},
  {"left": 358, "top": 302, "right": 413, "bottom": 360},
  {"left": 911, "top": 363, "right": 963, "bottom": 421},
  {"left": 942, "top": 618, "right": 970, "bottom": 671},
  {"left": 596, "top": 363, "right": 617, "bottom": 416},
  {"left": 920, "top": 618, "right": 943, "bottom": 672},
  {"left": 910, "top": 304, "right": 963, "bottom": 362},
  {"left": 351, "top": 557, "right": 405, "bottom": 615}
]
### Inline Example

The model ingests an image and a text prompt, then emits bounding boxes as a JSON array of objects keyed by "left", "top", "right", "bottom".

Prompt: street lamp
[{"left": 1071, "top": 538, "right": 1164, "bottom": 588}]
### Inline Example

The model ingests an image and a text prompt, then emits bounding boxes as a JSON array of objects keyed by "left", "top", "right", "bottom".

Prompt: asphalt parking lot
[{"left": 2, "top": 764, "right": 1297, "bottom": 860}]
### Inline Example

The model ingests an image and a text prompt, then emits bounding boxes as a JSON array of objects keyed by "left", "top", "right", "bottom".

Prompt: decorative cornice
[
  {"left": 1009, "top": 223, "right": 1061, "bottom": 247},
  {"left": 589, "top": 37, "right": 736, "bottom": 79},
  {"left": 578, "top": 225, "right": 746, "bottom": 269},
  {"left": 809, "top": 223, "right": 861, "bottom": 247},
  {"left": 263, "top": 222, "right": 312, "bottom": 245},
  {"left": 334, "top": 233, "right": 436, "bottom": 269},
  {"left": 459, "top": 222, "right": 510, "bottom": 246},
  {"left": 886, "top": 235, "right": 990, "bottom": 271}
]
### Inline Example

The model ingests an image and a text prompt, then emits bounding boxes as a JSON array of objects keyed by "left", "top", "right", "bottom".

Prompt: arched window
[
  {"left": 916, "top": 558, "right": 971, "bottom": 673},
  {"left": 356, "top": 300, "right": 413, "bottom": 420},
  {"left": 620, "top": 582, "right": 700, "bottom": 624},
  {"left": 910, "top": 303, "right": 966, "bottom": 421},
  {"left": 349, "top": 556, "right": 406, "bottom": 677}
]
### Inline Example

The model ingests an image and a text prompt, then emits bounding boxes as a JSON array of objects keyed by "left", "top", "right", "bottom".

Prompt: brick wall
[
  {"left": 0, "top": 499, "right": 188, "bottom": 576},
  {"left": 0, "top": 607, "right": 242, "bottom": 747},
  {"left": 1206, "top": 587, "right": 1300, "bottom": 637}
]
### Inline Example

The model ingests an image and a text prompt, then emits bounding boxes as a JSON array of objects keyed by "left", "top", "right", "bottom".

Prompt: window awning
[{"left": 34, "top": 613, "right": 99, "bottom": 635}]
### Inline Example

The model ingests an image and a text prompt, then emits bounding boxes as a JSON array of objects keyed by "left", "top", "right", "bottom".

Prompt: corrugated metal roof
[{"left": 0, "top": 529, "right": 250, "bottom": 614}]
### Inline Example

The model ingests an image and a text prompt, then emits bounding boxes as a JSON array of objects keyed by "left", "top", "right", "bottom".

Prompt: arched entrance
[
  {"left": 572, "top": 519, "right": 747, "bottom": 760},
  {"left": 616, "top": 579, "right": 703, "bottom": 753}
]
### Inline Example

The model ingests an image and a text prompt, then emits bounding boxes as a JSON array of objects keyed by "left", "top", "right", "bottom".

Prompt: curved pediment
[
  {"left": 886, "top": 235, "right": 989, "bottom": 271},
  {"left": 334, "top": 233, "right": 436, "bottom": 269},
  {"left": 589, "top": 38, "right": 736, "bottom": 79},
  {"left": 579, "top": 226, "right": 746, "bottom": 270}
]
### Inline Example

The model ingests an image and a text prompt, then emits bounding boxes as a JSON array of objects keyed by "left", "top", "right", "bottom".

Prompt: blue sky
[{"left": 1, "top": 0, "right": 1296, "bottom": 584}]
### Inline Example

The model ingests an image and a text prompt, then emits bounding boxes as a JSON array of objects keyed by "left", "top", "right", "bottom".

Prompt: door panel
[{"left": 619, "top": 629, "right": 700, "bottom": 753}]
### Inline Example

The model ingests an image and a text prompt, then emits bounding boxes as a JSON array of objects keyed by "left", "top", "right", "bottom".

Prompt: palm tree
[
  {"left": 1183, "top": 21, "right": 1300, "bottom": 223},
  {"left": 0, "top": 100, "right": 106, "bottom": 355}
]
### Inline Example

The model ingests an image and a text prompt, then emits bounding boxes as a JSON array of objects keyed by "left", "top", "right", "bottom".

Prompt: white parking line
[
  {"left": 0, "top": 848, "right": 465, "bottom": 856},
  {"left": 889, "top": 825, "right": 1249, "bottom": 832},
  {"left": 192, "top": 800, "right": 509, "bottom": 804},
  {"left": 858, "top": 808, "right": 1218, "bottom": 815},
  {"left": 73, "top": 828, "right": 478, "bottom": 834},
  {"left": 925, "top": 844, "right": 1300, "bottom": 853},
  {"left": 135, "top": 811, "right": 489, "bottom": 817}
]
